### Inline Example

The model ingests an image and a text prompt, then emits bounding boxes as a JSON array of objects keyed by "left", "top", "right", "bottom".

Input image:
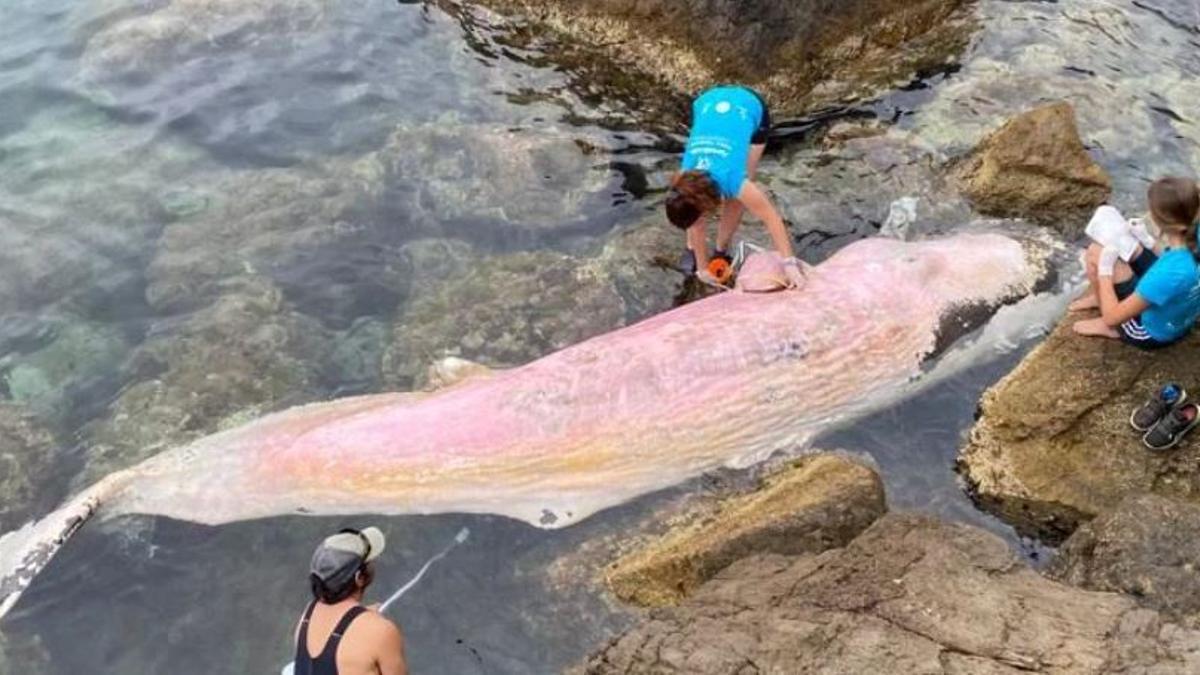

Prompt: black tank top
[{"left": 294, "top": 601, "right": 368, "bottom": 675}]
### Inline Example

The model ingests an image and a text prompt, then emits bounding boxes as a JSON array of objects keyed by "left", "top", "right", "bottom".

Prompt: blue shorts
[{"left": 1115, "top": 249, "right": 1171, "bottom": 350}]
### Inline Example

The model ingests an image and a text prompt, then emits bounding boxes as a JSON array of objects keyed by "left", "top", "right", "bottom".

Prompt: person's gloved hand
[
  {"left": 1098, "top": 246, "right": 1120, "bottom": 277},
  {"left": 1130, "top": 218, "right": 1157, "bottom": 250},
  {"left": 696, "top": 268, "right": 722, "bottom": 287},
  {"left": 782, "top": 257, "right": 807, "bottom": 289}
]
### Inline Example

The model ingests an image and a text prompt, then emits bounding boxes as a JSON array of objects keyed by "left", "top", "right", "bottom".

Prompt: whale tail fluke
[{"left": 0, "top": 469, "right": 136, "bottom": 622}]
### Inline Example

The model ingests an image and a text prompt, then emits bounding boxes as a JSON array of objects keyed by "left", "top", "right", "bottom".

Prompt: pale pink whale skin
[
  {"left": 0, "top": 233, "right": 1045, "bottom": 619},
  {"left": 120, "top": 233, "right": 1039, "bottom": 527}
]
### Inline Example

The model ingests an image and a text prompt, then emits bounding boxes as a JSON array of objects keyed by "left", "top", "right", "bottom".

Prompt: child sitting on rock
[{"left": 1072, "top": 177, "right": 1200, "bottom": 348}]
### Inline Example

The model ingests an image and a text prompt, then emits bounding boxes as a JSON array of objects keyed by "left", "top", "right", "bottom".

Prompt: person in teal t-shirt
[
  {"left": 665, "top": 85, "right": 804, "bottom": 288},
  {"left": 1074, "top": 177, "right": 1200, "bottom": 349}
]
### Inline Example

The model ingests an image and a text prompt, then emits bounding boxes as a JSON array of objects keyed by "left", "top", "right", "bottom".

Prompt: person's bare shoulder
[{"left": 359, "top": 610, "right": 404, "bottom": 642}]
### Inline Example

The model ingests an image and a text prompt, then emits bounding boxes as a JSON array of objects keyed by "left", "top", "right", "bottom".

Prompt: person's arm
[
  {"left": 736, "top": 181, "right": 794, "bottom": 259},
  {"left": 376, "top": 621, "right": 408, "bottom": 675},
  {"left": 1095, "top": 247, "right": 1150, "bottom": 327},
  {"left": 736, "top": 181, "right": 807, "bottom": 287},
  {"left": 687, "top": 220, "right": 709, "bottom": 271}
]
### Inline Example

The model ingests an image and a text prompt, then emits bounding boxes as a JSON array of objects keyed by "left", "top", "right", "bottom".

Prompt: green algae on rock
[
  {"left": 583, "top": 514, "right": 1200, "bottom": 674},
  {"left": 960, "top": 317, "right": 1200, "bottom": 543},
  {"left": 605, "top": 453, "right": 885, "bottom": 607}
]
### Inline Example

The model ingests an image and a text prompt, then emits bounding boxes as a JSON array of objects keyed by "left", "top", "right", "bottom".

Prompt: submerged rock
[
  {"left": 0, "top": 631, "right": 51, "bottom": 675},
  {"left": 0, "top": 317, "right": 131, "bottom": 426},
  {"left": 583, "top": 514, "right": 1200, "bottom": 674},
  {"left": 462, "top": 0, "right": 973, "bottom": 116},
  {"left": 77, "top": 0, "right": 328, "bottom": 81},
  {"left": 1049, "top": 494, "right": 1200, "bottom": 626},
  {"left": 356, "top": 122, "right": 617, "bottom": 235},
  {"left": 0, "top": 403, "right": 60, "bottom": 533},
  {"left": 593, "top": 220, "right": 683, "bottom": 322},
  {"left": 960, "top": 317, "right": 1200, "bottom": 542},
  {"left": 606, "top": 454, "right": 885, "bottom": 607},
  {"left": 954, "top": 102, "right": 1112, "bottom": 232},
  {"left": 383, "top": 250, "right": 626, "bottom": 388},
  {"left": 82, "top": 276, "right": 330, "bottom": 484}
]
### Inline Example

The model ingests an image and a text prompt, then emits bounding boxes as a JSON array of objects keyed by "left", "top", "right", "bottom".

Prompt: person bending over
[
  {"left": 1073, "top": 176, "right": 1200, "bottom": 348},
  {"left": 665, "top": 84, "right": 804, "bottom": 287},
  {"left": 293, "top": 526, "right": 407, "bottom": 675}
]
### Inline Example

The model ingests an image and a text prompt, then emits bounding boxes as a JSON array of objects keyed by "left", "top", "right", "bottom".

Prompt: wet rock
[
  {"left": 775, "top": 129, "right": 974, "bottom": 260},
  {"left": 78, "top": 0, "right": 328, "bottom": 81},
  {"left": 324, "top": 317, "right": 389, "bottom": 394},
  {"left": 959, "top": 317, "right": 1200, "bottom": 542},
  {"left": 463, "top": 0, "right": 973, "bottom": 116},
  {"left": 383, "top": 251, "right": 626, "bottom": 388},
  {"left": 0, "top": 403, "right": 60, "bottom": 533},
  {"left": 82, "top": 276, "right": 330, "bottom": 484},
  {"left": 583, "top": 514, "right": 1200, "bottom": 674},
  {"left": 144, "top": 165, "right": 381, "bottom": 318},
  {"left": 954, "top": 102, "right": 1112, "bottom": 232},
  {"left": 0, "top": 316, "right": 132, "bottom": 426},
  {"left": 357, "top": 123, "right": 617, "bottom": 236},
  {"left": 1049, "top": 494, "right": 1200, "bottom": 626},
  {"left": 0, "top": 631, "right": 51, "bottom": 675},
  {"left": 606, "top": 454, "right": 885, "bottom": 607},
  {"left": 593, "top": 220, "right": 682, "bottom": 322}
]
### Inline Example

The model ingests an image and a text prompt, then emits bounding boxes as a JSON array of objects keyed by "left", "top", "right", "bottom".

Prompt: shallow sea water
[{"left": 0, "top": 0, "right": 1198, "bottom": 672}]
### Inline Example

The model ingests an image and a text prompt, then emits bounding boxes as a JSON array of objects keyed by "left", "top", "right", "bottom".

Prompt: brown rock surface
[
  {"left": 583, "top": 514, "right": 1200, "bottom": 674},
  {"left": 606, "top": 454, "right": 884, "bottom": 607},
  {"left": 1049, "top": 493, "right": 1200, "bottom": 625},
  {"left": 457, "top": 0, "right": 973, "bottom": 116},
  {"left": 959, "top": 316, "right": 1200, "bottom": 542},
  {"left": 955, "top": 102, "right": 1112, "bottom": 231}
]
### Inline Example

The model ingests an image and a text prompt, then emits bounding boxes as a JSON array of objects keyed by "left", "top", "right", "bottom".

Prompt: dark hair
[
  {"left": 310, "top": 562, "right": 373, "bottom": 604},
  {"left": 666, "top": 170, "right": 722, "bottom": 230},
  {"left": 1148, "top": 177, "right": 1200, "bottom": 256}
]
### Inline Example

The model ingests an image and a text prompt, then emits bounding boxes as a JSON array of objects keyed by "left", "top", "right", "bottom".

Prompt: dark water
[{"left": 1, "top": 0, "right": 1198, "bottom": 672}]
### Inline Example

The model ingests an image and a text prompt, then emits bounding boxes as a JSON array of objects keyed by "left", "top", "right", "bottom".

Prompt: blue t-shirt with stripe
[
  {"left": 1135, "top": 247, "right": 1200, "bottom": 342},
  {"left": 680, "top": 86, "right": 764, "bottom": 199}
]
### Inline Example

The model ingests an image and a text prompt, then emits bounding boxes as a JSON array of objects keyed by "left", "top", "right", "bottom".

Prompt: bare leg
[
  {"left": 1069, "top": 243, "right": 1102, "bottom": 311},
  {"left": 715, "top": 144, "right": 765, "bottom": 252},
  {"left": 1072, "top": 247, "right": 1136, "bottom": 339},
  {"left": 1073, "top": 317, "right": 1121, "bottom": 339}
]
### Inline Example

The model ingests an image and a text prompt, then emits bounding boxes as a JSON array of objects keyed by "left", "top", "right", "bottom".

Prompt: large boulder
[
  {"left": 1049, "top": 494, "right": 1200, "bottom": 626},
  {"left": 606, "top": 454, "right": 884, "bottom": 607},
  {"left": 959, "top": 317, "right": 1200, "bottom": 542},
  {"left": 81, "top": 276, "right": 330, "bottom": 484},
  {"left": 954, "top": 102, "right": 1112, "bottom": 231},
  {"left": 460, "top": 0, "right": 973, "bottom": 116},
  {"left": 583, "top": 514, "right": 1200, "bottom": 674},
  {"left": 0, "top": 403, "right": 60, "bottom": 532}
]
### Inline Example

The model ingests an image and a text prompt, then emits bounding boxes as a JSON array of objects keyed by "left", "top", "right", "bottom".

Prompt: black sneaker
[
  {"left": 679, "top": 249, "right": 697, "bottom": 276},
  {"left": 1143, "top": 402, "right": 1200, "bottom": 451},
  {"left": 1130, "top": 383, "right": 1187, "bottom": 432}
]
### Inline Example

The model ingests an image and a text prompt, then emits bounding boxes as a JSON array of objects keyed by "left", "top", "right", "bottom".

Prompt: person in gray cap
[{"left": 292, "top": 526, "right": 407, "bottom": 675}]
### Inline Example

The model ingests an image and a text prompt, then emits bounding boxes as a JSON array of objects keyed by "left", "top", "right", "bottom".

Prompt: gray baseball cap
[{"left": 310, "top": 527, "right": 386, "bottom": 586}]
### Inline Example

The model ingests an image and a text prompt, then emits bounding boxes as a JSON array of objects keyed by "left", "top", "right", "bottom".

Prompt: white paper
[{"left": 1085, "top": 205, "right": 1140, "bottom": 262}]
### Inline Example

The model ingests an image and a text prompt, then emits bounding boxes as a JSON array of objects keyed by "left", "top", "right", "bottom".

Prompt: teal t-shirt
[
  {"left": 680, "top": 86, "right": 764, "bottom": 199},
  {"left": 1135, "top": 247, "right": 1200, "bottom": 342}
]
